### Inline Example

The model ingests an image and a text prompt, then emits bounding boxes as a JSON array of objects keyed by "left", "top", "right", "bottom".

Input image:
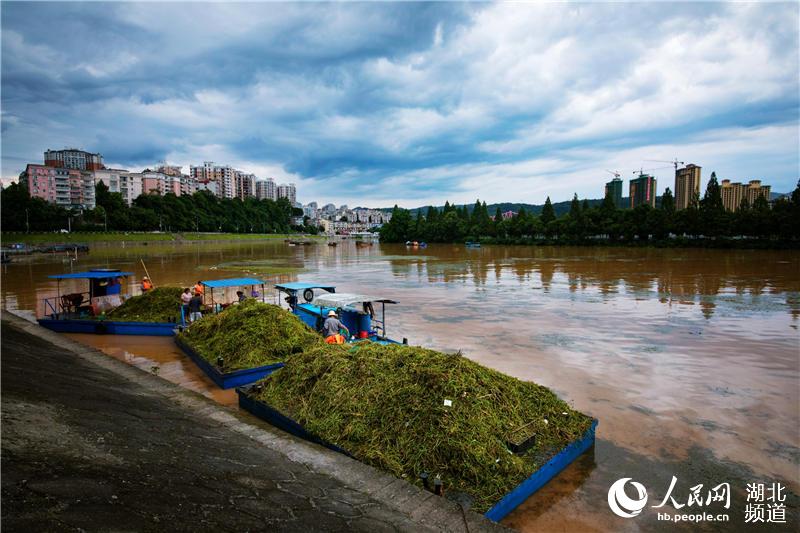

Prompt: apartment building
[
  {"left": 20, "top": 164, "right": 96, "bottom": 209},
  {"left": 721, "top": 179, "right": 772, "bottom": 211},
  {"left": 604, "top": 177, "right": 623, "bottom": 208},
  {"left": 630, "top": 174, "right": 657, "bottom": 208},
  {"left": 234, "top": 171, "right": 256, "bottom": 200},
  {"left": 675, "top": 164, "right": 702, "bottom": 210},
  {"left": 277, "top": 183, "right": 297, "bottom": 205},
  {"left": 255, "top": 178, "right": 276, "bottom": 200},
  {"left": 189, "top": 162, "right": 235, "bottom": 198},
  {"left": 44, "top": 148, "right": 104, "bottom": 171}
]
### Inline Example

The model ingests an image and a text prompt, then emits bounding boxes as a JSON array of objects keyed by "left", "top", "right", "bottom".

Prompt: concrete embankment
[{"left": 1, "top": 312, "right": 506, "bottom": 532}]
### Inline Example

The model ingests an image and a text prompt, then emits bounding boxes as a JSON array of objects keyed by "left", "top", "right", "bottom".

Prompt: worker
[
  {"left": 193, "top": 280, "right": 204, "bottom": 295},
  {"left": 141, "top": 276, "right": 153, "bottom": 292},
  {"left": 236, "top": 290, "right": 247, "bottom": 303},
  {"left": 180, "top": 287, "right": 192, "bottom": 318},
  {"left": 188, "top": 290, "right": 203, "bottom": 323},
  {"left": 322, "top": 309, "right": 349, "bottom": 344}
]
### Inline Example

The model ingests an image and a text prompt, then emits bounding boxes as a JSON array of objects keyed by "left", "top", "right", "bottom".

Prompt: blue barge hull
[
  {"left": 236, "top": 385, "right": 597, "bottom": 521},
  {"left": 175, "top": 338, "right": 284, "bottom": 389},
  {"left": 37, "top": 318, "right": 177, "bottom": 336}
]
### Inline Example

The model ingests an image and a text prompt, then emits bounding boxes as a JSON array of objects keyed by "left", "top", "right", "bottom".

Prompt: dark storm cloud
[{"left": 1, "top": 2, "right": 798, "bottom": 206}]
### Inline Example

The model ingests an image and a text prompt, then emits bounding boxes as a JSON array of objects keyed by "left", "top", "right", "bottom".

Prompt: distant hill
[
  {"left": 380, "top": 198, "right": 609, "bottom": 217},
  {"left": 376, "top": 190, "right": 790, "bottom": 216}
]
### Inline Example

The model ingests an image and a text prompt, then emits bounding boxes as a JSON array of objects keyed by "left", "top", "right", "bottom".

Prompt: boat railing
[{"left": 43, "top": 291, "right": 92, "bottom": 319}]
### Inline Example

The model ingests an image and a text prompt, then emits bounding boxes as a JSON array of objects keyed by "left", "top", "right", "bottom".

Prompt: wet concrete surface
[{"left": 1, "top": 316, "right": 504, "bottom": 532}]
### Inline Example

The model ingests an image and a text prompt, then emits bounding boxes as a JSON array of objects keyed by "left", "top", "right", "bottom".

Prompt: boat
[
  {"left": 355, "top": 240, "right": 372, "bottom": 247},
  {"left": 36, "top": 269, "right": 181, "bottom": 336},
  {"left": 176, "top": 336, "right": 283, "bottom": 389},
  {"left": 465, "top": 241, "right": 481, "bottom": 248},
  {"left": 288, "top": 240, "right": 313, "bottom": 245},
  {"left": 236, "top": 384, "right": 596, "bottom": 523},
  {"left": 327, "top": 241, "right": 338, "bottom": 247},
  {"left": 275, "top": 282, "right": 402, "bottom": 344},
  {"left": 174, "top": 277, "right": 276, "bottom": 387},
  {"left": 197, "top": 277, "right": 269, "bottom": 312}
]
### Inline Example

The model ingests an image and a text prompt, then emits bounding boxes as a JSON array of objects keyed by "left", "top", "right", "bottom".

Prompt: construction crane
[
  {"left": 632, "top": 166, "right": 673, "bottom": 176},
  {"left": 605, "top": 170, "right": 622, "bottom": 179},
  {"left": 646, "top": 158, "right": 684, "bottom": 172}
]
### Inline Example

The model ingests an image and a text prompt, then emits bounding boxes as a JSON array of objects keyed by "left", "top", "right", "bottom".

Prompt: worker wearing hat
[
  {"left": 322, "top": 309, "right": 349, "bottom": 344},
  {"left": 141, "top": 276, "right": 153, "bottom": 293}
]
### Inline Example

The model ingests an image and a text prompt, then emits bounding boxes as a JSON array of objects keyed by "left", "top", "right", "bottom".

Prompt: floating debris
[
  {"left": 177, "top": 300, "right": 322, "bottom": 371},
  {"left": 106, "top": 287, "right": 184, "bottom": 323},
  {"left": 251, "top": 342, "right": 593, "bottom": 512}
]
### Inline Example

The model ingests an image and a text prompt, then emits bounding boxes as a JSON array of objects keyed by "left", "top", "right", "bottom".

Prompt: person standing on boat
[
  {"left": 141, "top": 276, "right": 153, "bottom": 292},
  {"left": 188, "top": 290, "right": 204, "bottom": 323},
  {"left": 180, "top": 287, "right": 192, "bottom": 318},
  {"left": 322, "top": 310, "right": 349, "bottom": 344}
]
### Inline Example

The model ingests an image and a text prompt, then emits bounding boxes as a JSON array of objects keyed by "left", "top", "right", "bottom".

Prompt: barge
[
  {"left": 175, "top": 277, "right": 281, "bottom": 388},
  {"left": 37, "top": 269, "right": 181, "bottom": 336},
  {"left": 237, "top": 383, "right": 597, "bottom": 522}
]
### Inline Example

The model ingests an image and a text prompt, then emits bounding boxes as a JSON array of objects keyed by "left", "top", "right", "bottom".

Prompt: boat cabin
[
  {"left": 42, "top": 269, "right": 133, "bottom": 319},
  {"left": 199, "top": 277, "right": 268, "bottom": 313},
  {"left": 275, "top": 282, "right": 402, "bottom": 344}
]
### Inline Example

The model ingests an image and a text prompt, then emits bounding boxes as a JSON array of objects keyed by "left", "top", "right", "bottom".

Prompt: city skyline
[{"left": 2, "top": 3, "right": 798, "bottom": 208}]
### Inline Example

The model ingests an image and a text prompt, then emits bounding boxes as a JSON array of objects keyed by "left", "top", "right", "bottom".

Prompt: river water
[{"left": 2, "top": 241, "right": 798, "bottom": 531}]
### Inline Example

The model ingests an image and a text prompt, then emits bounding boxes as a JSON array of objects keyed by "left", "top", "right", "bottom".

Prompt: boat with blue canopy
[
  {"left": 199, "top": 277, "right": 269, "bottom": 312},
  {"left": 175, "top": 277, "right": 275, "bottom": 387},
  {"left": 37, "top": 269, "right": 181, "bottom": 335},
  {"left": 275, "top": 282, "right": 403, "bottom": 344}
]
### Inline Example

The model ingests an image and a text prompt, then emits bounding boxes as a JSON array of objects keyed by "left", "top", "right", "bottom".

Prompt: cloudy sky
[{"left": 2, "top": 2, "right": 798, "bottom": 207}]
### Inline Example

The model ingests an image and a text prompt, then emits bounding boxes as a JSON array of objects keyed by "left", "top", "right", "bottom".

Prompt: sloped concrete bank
[{"left": 1, "top": 312, "right": 506, "bottom": 532}]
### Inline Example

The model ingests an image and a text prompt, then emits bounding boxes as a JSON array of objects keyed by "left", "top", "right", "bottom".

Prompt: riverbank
[
  {"left": 1, "top": 311, "right": 503, "bottom": 532},
  {"left": 389, "top": 236, "right": 800, "bottom": 250},
  {"left": 1, "top": 231, "right": 325, "bottom": 246}
]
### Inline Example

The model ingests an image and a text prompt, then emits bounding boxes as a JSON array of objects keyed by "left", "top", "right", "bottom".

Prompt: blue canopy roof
[
  {"left": 201, "top": 277, "right": 266, "bottom": 289},
  {"left": 275, "top": 282, "right": 336, "bottom": 292},
  {"left": 49, "top": 270, "right": 133, "bottom": 280}
]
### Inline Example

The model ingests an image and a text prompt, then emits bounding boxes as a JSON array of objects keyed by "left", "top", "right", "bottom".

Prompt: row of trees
[
  {"left": 1, "top": 181, "right": 313, "bottom": 234},
  {"left": 381, "top": 176, "right": 800, "bottom": 246}
]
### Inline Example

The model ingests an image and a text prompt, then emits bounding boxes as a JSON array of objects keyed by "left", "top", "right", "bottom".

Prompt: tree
[
  {"left": 541, "top": 196, "right": 556, "bottom": 225},
  {"left": 661, "top": 187, "right": 675, "bottom": 213}
]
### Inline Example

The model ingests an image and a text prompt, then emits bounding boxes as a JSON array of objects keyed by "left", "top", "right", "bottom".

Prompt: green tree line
[
  {"left": 1, "top": 181, "right": 308, "bottom": 233},
  {"left": 381, "top": 175, "right": 800, "bottom": 247}
]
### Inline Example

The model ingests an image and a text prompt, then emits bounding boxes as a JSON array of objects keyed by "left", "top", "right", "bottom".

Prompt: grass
[
  {"left": 1, "top": 232, "right": 322, "bottom": 245},
  {"left": 250, "top": 342, "right": 594, "bottom": 512},
  {"left": 2, "top": 232, "right": 177, "bottom": 244},
  {"left": 177, "top": 300, "right": 323, "bottom": 371},
  {"left": 105, "top": 286, "right": 185, "bottom": 323}
]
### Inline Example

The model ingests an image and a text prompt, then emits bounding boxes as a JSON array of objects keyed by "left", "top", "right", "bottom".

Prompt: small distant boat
[
  {"left": 355, "top": 241, "right": 372, "bottom": 248},
  {"left": 289, "top": 240, "right": 312, "bottom": 245},
  {"left": 327, "top": 241, "right": 338, "bottom": 247},
  {"left": 465, "top": 241, "right": 481, "bottom": 248}
]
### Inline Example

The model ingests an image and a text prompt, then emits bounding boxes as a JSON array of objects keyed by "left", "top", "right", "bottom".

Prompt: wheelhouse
[{"left": 275, "top": 282, "right": 401, "bottom": 344}]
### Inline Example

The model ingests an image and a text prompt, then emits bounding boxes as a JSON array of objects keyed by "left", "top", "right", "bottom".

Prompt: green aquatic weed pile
[
  {"left": 252, "top": 343, "right": 594, "bottom": 512},
  {"left": 105, "top": 286, "right": 184, "bottom": 323},
  {"left": 177, "top": 300, "right": 322, "bottom": 371}
]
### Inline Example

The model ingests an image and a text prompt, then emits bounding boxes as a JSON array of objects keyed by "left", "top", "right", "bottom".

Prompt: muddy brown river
[{"left": 2, "top": 241, "right": 798, "bottom": 531}]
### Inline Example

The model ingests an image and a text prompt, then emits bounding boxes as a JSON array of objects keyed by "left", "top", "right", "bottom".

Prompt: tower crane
[
  {"left": 646, "top": 158, "right": 684, "bottom": 172},
  {"left": 605, "top": 170, "right": 621, "bottom": 179},
  {"left": 633, "top": 166, "right": 673, "bottom": 176}
]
